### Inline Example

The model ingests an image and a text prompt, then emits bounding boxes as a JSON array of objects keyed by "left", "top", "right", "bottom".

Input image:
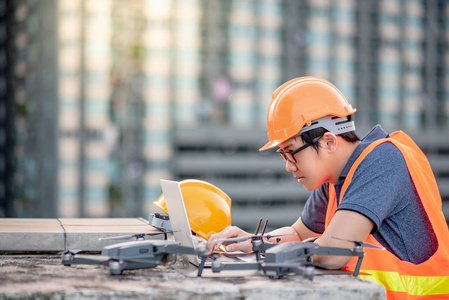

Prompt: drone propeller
[
  {"left": 99, "top": 231, "right": 175, "bottom": 241},
  {"left": 330, "top": 236, "right": 384, "bottom": 250},
  {"left": 58, "top": 249, "right": 83, "bottom": 255},
  {"left": 60, "top": 249, "right": 86, "bottom": 266},
  {"left": 216, "top": 233, "right": 297, "bottom": 243},
  {"left": 216, "top": 236, "right": 251, "bottom": 243},
  {"left": 254, "top": 218, "right": 268, "bottom": 235}
]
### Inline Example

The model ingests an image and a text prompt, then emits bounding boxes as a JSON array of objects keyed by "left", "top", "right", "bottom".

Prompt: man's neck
[{"left": 329, "top": 139, "right": 360, "bottom": 184}]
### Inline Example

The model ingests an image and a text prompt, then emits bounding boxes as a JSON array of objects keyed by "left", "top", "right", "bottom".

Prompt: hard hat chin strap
[{"left": 299, "top": 115, "right": 355, "bottom": 135}]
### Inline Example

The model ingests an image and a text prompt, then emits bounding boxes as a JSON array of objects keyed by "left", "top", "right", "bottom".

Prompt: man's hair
[{"left": 298, "top": 115, "right": 360, "bottom": 151}]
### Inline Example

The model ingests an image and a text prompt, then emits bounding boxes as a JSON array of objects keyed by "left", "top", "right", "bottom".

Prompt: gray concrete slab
[
  {"left": 0, "top": 218, "right": 63, "bottom": 228},
  {"left": 0, "top": 219, "right": 65, "bottom": 251},
  {"left": 63, "top": 218, "right": 164, "bottom": 251},
  {"left": 0, "top": 218, "right": 164, "bottom": 252},
  {"left": 58, "top": 218, "right": 149, "bottom": 226},
  {"left": 0, "top": 255, "right": 386, "bottom": 300}
]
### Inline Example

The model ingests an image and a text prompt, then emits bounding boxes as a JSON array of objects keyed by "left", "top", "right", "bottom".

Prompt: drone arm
[
  {"left": 158, "top": 244, "right": 197, "bottom": 255},
  {"left": 212, "top": 261, "right": 261, "bottom": 273},
  {"left": 71, "top": 254, "right": 111, "bottom": 265},
  {"left": 253, "top": 242, "right": 277, "bottom": 252},
  {"left": 311, "top": 246, "right": 356, "bottom": 257},
  {"left": 308, "top": 245, "right": 364, "bottom": 271},
  {"left": 197, "top": 257, "right": 207, "bottom": 277}
]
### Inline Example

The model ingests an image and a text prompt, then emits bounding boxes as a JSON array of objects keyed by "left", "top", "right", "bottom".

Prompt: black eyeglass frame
[{"left": 276, "top": 135, "right": 322, "bottom": 164}]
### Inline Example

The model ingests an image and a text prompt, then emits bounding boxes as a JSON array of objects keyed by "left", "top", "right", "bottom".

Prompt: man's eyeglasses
[{"left": 276, "top": 136, "right": 322, "bottom": 164}]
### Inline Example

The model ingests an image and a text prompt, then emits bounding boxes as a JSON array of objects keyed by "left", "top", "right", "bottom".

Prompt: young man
[{"left": 206, "top": 77, "right": 449, "bottom": 299}]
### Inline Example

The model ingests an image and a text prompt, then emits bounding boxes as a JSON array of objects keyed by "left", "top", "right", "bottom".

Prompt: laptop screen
[{"left": 160, "top": 179, "right": 200, "bottom": 266}]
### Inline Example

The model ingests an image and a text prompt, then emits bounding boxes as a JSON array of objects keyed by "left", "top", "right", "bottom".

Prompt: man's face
[{"left": 277, "top": 136, "right": 329, "bottom": 191}]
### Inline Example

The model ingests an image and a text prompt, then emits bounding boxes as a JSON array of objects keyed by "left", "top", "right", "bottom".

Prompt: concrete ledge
[
  {"left": 0, "top": 219, "right": 65, "bottom": 251},
  {"left": 0, "top": 218, "right": 163, "bottom": 252},
  {"left": 61, "top": 218, "right": 163, "bottom": 251}
]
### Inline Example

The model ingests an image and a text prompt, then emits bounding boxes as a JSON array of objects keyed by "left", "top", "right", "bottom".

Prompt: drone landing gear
[
  {"left": 107, "top": 260, "right": 123, "bottom": 275},
  {"left": 61, "top": 252, "right": 74, "bottom": 266}
]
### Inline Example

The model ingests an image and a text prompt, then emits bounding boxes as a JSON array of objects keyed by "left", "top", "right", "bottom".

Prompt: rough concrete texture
[{"left": 0, "top": 255, "right": 385, "bottom": 300}]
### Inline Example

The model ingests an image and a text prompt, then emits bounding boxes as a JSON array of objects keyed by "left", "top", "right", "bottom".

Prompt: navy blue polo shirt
[{"left": 301, "top": 125, "right": 437, "bottom": 264}]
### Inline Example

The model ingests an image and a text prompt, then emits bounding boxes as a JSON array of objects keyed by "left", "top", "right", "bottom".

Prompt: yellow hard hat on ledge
[{"left": 153, "top": 179, "right": 232, "bottom": 241}]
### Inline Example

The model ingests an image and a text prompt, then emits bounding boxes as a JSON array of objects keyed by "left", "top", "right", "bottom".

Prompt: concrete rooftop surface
[{"left": 0, "top": 218, "right": 386, "bottom": 299}]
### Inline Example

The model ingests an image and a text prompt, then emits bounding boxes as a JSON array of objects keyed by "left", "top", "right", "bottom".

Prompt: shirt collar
[{"left": 338, "top": 125, "right": 389, "bottom": 181}]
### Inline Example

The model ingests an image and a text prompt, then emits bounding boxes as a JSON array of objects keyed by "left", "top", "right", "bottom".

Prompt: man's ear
[{"left": 322, "top": 132, "right": 338, "bottom": 154}]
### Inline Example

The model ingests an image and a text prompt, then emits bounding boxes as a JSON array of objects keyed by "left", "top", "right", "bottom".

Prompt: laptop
[{"left": 160, "top": 179, "right": 250, "bottom": 267}]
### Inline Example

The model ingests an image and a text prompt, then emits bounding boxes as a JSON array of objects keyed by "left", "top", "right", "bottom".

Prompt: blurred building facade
[{"left": 0, "top": 0, "right": 448, "bottom": 230}]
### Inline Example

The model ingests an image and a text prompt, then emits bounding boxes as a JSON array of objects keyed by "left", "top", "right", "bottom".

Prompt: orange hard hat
[
  {"left": 259, "top": 76, "right": 356, "bottom": 151},
  {"left": 153, "top": 179, "right": 232, "bottom": 240}
]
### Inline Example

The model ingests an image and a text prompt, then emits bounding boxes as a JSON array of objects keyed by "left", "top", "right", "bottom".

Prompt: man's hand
[{"left": 206, "top": 226, "right": 252, "bottom": 254}]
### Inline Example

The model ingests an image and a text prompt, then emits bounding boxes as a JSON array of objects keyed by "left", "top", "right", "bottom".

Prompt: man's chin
[{"left": 298, "top": 179, "right": 319, "bottom": 191}]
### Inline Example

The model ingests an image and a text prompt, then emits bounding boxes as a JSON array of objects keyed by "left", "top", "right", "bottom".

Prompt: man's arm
[
  {"left": 268, "top": 217, "right": 321, "bottom": 242},
  {"left": 206, "top": 217, "right": 320, "bottom": 253},
  {"left": 312, "top": 209, "right": 374, "bottom": 268}
]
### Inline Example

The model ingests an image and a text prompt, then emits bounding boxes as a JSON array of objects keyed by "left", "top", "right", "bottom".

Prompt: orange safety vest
[{"left": 325, "top": 131, "right": 449, "bottom": 299}]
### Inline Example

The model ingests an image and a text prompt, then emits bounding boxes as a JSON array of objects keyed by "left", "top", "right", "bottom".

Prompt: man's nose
[{"left": 285, "top": 160, "right": 298, "bottom": 172}]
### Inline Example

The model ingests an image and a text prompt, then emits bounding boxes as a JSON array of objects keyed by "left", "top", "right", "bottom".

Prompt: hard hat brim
[{"left": 259, "top": 139, "right": 283, "bottom": 152}]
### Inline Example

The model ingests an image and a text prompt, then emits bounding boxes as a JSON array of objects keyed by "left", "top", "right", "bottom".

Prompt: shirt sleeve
[
  {"left": 300, "top": 182, "right": 329, "bottom": 234},
  {"left": 337, "top": 142, "right": 410, "bottom": 232}
]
